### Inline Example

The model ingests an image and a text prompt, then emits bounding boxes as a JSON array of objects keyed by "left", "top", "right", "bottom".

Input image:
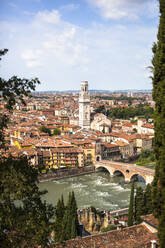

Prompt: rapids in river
[{"left": 39, "top": 171, "right": 145, "bottom": 211}]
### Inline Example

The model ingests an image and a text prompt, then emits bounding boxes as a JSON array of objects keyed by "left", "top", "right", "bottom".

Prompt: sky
[{"left": 0, "top": 0, "right": 159, "bottom": 91}]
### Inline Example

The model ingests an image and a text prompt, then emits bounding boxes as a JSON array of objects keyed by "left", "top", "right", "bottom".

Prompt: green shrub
[{"left": 100, "top": 224, "right": 117, "bottom": 232}]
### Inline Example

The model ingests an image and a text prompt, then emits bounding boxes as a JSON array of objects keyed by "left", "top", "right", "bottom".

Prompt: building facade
[{"left": 79, "top": 81, "right": 90, "bottom": 129}]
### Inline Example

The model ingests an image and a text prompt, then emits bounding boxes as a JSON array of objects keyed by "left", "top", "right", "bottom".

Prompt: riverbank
[
  {"left": 132, "top": 150, "right": 155, "bottom": 168},
  {"left": 135, "top": 161, "right": 155, "bottom": 167},
  {"left": 38, "top": 165, "right": 95, "bottom": 182}
]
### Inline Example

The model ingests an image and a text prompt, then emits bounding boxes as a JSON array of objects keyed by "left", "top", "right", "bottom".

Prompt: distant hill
[{"left": 34, "top": 89, "right": 152, "bottom": 94}]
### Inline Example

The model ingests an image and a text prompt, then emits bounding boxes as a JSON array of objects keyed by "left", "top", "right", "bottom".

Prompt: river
[{"left": 39, "top": 171, "right": 145, "bottom": 211}]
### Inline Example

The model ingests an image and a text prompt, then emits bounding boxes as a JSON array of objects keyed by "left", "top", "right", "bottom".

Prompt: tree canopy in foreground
[
  {"left": 0, "top": 49, "right": 55, "bottom": 247},
  {"left": 151, "top": 1, "right": 165, "bottom": 246}
]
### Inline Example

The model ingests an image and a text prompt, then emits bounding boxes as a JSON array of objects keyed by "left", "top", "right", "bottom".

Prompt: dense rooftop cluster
[{"left": 0, "top": 92, "right": 154, "bottom": 171}]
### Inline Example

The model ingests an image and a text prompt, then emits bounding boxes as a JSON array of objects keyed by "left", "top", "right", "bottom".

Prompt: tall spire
[{"left": 79, "top": 81, "right": 90, "bottom": 129}]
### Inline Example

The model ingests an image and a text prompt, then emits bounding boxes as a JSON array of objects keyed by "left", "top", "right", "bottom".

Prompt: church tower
[{"left": 79, "top": 81, "right": 90, "bottom": 129}]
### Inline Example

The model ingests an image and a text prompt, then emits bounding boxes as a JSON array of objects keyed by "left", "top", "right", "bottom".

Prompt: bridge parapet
[{"left": 95, "top": 160, "right": 154, "bottom": 184}]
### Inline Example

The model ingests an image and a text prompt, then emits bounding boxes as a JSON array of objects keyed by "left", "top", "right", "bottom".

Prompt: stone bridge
[{"left": 95, "top": 160, "right": 154, "bottom": 184}]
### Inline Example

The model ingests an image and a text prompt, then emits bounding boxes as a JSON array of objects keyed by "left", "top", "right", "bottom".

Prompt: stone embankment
[{"left": 38, "top": 165, "right": 95, "bottom": 182}]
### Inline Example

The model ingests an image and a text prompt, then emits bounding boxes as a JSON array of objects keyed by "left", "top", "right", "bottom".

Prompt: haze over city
[{"left": 1, "top": 0, "right": 159, "bottom": 91}]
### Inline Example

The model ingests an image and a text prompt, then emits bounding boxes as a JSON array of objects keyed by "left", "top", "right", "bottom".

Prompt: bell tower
[{"left": 79, "top": 81, "right": 90, "bottom": 129}]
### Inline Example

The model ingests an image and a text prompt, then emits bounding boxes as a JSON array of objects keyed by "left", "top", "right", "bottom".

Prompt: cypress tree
[
  {"left": 61, "top": 192, "right": 71, "bottom": 241},
  {"left": 71, "top": 216, "right": 77, "bottom": 239},
  {"left": 151, "top": 0, "right": 165, "bottom": 246},
  {"left": 144, "top": 184, "right": 152, "bottom": 215},
  {"left": 128, "top": 182, "right": 134, "bottom": 226},
  {"left": 135, "top": 187, "right": 144, "bottom": 224},
  {"left": 70, "top": 191, "right": 79, "bottom": 238},
  {"left": 61, "top": 192, "right": 79, "bottom": 241},
  {"left": 62, "top": 208, "right": 72, "bottom": 241},
  {"left": 54, "top": 195, "right": 65, "bottom": 242}
]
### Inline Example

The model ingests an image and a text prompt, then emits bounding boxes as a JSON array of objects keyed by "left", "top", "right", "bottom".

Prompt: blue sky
[{"left": 0, "top": 0, "right": 159, "bottom": 91}]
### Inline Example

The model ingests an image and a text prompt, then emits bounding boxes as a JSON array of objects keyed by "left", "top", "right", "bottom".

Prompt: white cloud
[
  {"left": 35, "top": 10, "right": 61, "bottom": 24},
  {"left": 8, "top": 2, "right": 17, "bottom": 8},
  {"left": 87, "top": 0, "right": 158, "bottom": 20},
  {"left": 60, "top": 3, "right": 79, "bottom": 12},
  {"left": 21, "top": 49, "right": 43, "bottom": 67},
  {"left": 21, "top": 49, "right": 42, "bottom": 60},
  {"left": 23, "top": 11, "right": 35, "bottom": 16},
  {"left": 26, "top": 60, "right": 42, "bottom": 68},
  {"left": 0, "top": 8, "right": 157, "bottom": 90}
]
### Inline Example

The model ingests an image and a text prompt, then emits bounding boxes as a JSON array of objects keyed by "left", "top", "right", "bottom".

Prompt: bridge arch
[
  {"left": 113, "top": 170, "right": 125, "bottom": 179},
  {"left": 94, "top": 162, "right": 154, "bottom": 184},
  {"left": 95, "top": 165, "right": 113, "bottom": 177},
  {"left": 130, "top": 174, "right": 146, "bottom": 183}
]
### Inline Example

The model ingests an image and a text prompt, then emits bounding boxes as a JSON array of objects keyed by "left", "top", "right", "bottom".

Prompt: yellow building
[
  {"left": 12, "top": 138, "right": 34, "bottom": 150},
  {"left": 70, "top": 140, "right": 96, "bottom": 165},
  {"left": 37, "top": 147, "right": 84, "bottom": 170},
  {"left": 83, "top": 144, "right": 95, "bottom": 165},
  {"left": 50, "top": 147, "right": 84, "bottom": 168}
]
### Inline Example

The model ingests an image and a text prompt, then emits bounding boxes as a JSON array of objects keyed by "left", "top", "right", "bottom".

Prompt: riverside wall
[{"left": 38, "top": 165, "right": 95, "bottom": 182}]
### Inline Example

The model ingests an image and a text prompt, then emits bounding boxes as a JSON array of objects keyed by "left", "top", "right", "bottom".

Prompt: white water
[{"left": 39, "top": 172, "right": 145, "bottom": 211}]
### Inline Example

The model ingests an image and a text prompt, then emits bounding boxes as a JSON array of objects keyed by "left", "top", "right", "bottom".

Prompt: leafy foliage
[
  {"left": 144, "top": 184, "right": 153, "bottom": 215},
  {"left": 95, "top": 105, "right": 106, "bottom": 115},
  {"left": 95, "top": 105, "right": 153, "bottom": 120},
  {"left": 100, "top": 224, "right": 117, "bottom": 232},
  {"left": 0, "top": 156, "right": 54, "bottom": 247},
  {"left": 0, "top": 49, "right": 55, "bottom": 247},
  {"left": 128, "top": 183, "right": 153, "bottom": 226},
  {"left": 40, "top": 125, "right": 51, "bottom": 136},
  {"left": 54, "top": 195, "right": 65, "bottom": 243},
  {"left": 54, "top": 192, "right": 79, "bottom": 243},
  {"left": 53, "top": 128, "right": 61, "bottom": 136},
  {"left": 151, "top": 1, "right": 165, "bottom": 246},
  {"left": 128, "top": 182, "right": 134, "bottom": 226},
  {"left": 0, "top": 49, "right": 40, "bottom": 148},
  {"left": 135, "top": 149, "right": 155, "bottom": 166},
  {"left": 135, "top": 187, "right": 145, "bottom": 224},
  {"left": 94, "top": 95, "right": 142, "bottom": 105},
  {"left": 61, "top": 192, "right": 79, "bottom": 241},
  {"left": 107, "top": 106, "right": 153, "bottom": 120}
]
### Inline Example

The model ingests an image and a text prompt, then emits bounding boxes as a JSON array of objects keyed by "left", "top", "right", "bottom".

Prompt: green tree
[
  {"left": 0, "top": 49, "right": 40, "bottom": 148},
  {"left": 70, "top": 192, "right": 79, "bottom": 238},
  {"left": 53, "top": 128, "right": 61, "bottom": 135},
  {"left": 54, "top": 195, "right": 65, "bottom": 242},
  {"left": 40, "top": 125, "right": 51, "bottom": 136},
  {"left": 151, "top": 1, "right": 165, "bottom": 246},
  {"left": 144, "top": 184, "right": 153, "bottom": 215},
  {"left": 61, "top": 192, "right": 79, "bottom": 241},
  {"left": 107, "top": 106, "right": 153, "bottom": 120},
  {"left": 0, "top": 50, "right": 55, "bottom": 247},
  {"left": 128, "top": 182, "right": 134, "bottom": 226},
  {"left": 100, "top": 224, "right": 117, "bottom": 232},
  {"left": 0, "top": 156, "right": 54, "bottom": 248},
  {"left": 95, "top": 105, "right": 106, "bottom": 115},
  {"left": 135, "top": 187, "right": 144, "bottom": 224}
]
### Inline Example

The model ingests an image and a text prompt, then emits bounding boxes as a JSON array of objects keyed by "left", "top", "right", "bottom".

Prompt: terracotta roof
[
  {"left": 51, "top": 147, "right": 83, "bottom": 153},
  {"left": 123, "top": 122, "right": 133, "bottom": 127},
  {"left": 141, "top": 215, "right": 158, "bottom": 229},
  {"left": 55, "top": 224, "right": 158, "bottom": 248},
  {"left": 102, "top": 143, "right": 119, "bottom": 148},
  {"left": 114, "top": 140, "right": 129, "bottom": 147},
  {"left": 142, "top": 123, "right": 154, "bottom": 129}
]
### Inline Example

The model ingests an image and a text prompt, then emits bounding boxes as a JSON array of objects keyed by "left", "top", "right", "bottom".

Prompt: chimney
[{"left": 151, "top": 240, "right": 157, "bottom": 248}]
